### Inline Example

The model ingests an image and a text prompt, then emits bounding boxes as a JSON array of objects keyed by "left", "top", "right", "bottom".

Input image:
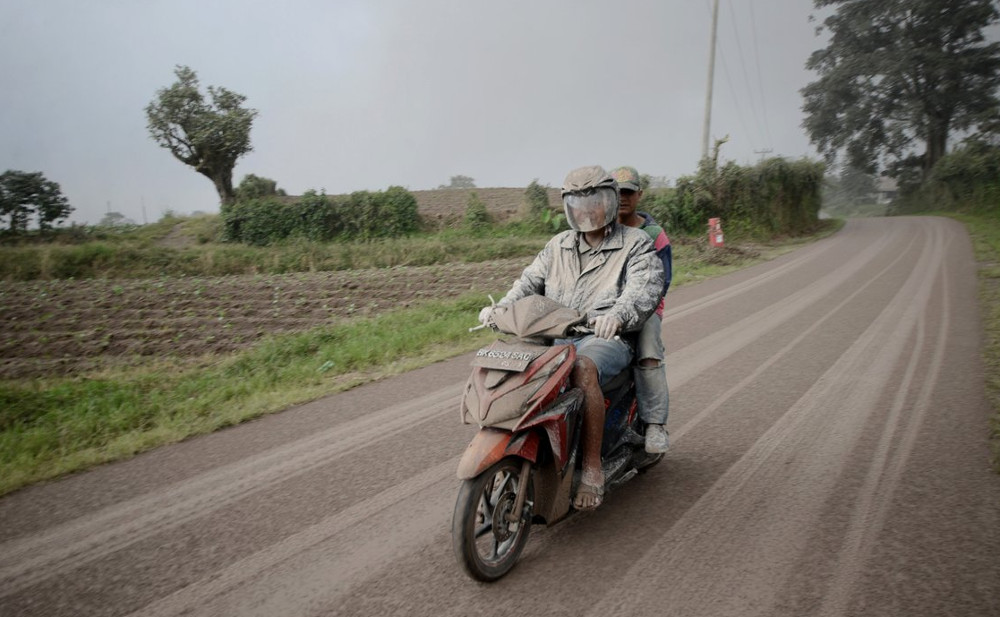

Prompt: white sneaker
[{"left": 645, "top": 424, "right": 670, "bottom": 453}]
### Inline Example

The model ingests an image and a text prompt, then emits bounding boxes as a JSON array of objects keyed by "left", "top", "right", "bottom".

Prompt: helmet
[{"left": 561, "top": 165, "right": 620, "bottom": 232}]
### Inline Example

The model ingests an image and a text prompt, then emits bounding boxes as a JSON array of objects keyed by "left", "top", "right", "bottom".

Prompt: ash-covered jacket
[
  {"left": 639, "top": 211, "right": 672, "bottom": 317},
  {"left": 496, "top": 223, "right": 665, "bottom": 332}
]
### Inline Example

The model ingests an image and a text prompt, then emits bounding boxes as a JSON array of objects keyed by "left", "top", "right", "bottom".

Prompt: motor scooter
[{"left": 451, "top": 295, "right": 663, "bottom": 582}]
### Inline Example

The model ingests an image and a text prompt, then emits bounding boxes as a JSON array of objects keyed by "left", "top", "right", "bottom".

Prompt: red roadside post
[{"left": 708, "top": 217, "right": 724, "bottom": 247}]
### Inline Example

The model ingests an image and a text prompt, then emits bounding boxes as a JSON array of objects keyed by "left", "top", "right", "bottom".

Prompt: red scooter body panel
[
  {"left": 457, "top": 427, "right": 541, "bottom": 480},
  {"left": 462, "top": 344, "right": 575, "bottom": 428},
  {"left": 513, "top": 388, "right": 584, "bottom": 471}
]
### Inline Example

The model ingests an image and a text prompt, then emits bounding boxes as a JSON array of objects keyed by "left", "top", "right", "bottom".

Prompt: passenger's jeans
[
  {"left": 556, "top": 334, "right": 633, "bottom": 388},
  {"left": 635, "top": 313, "right": 670, "bottom": 426}
]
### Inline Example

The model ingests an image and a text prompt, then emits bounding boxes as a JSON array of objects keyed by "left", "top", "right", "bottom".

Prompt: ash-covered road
[{"left": 1, "top": 216, "right": 998, "bottom": 616}]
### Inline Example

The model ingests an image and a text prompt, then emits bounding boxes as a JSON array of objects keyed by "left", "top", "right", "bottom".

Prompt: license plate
[{"left": 471, "top": 346, "right": 538, "bottom": 371}]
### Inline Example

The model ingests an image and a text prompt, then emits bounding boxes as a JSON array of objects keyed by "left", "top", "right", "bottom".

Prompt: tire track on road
[
  {"left": 671, "top": 225, "right": 920, "bottom": 443},
  {"left": 0, "top": 385, "right": 462, "bottom": 598},
  {"left": 816, "top": 238, "right": 952, "bottom": 616},
  {"left": 585, "top": 219, "right": 947, "bottom": 617},
  {"left": 661, "top": 230, "right": 840, "bottom": 323},
  {"left": 128, "top": 458, "right": 459, "bottom": 617},
  {"left": 666, "top": 220, "right": 909, "bottom": 387}
]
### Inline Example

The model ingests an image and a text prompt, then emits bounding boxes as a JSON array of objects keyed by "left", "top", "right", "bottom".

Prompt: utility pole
[{"left": 701, "top": 0, "right": 720, "bottom": 162}]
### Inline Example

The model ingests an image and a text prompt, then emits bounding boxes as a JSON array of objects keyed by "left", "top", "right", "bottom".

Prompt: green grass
[
  {"left": 946, "top": 213, "right": 1000, "bottom": 471},
  {"left": 0, "top": 232, "right": 554, "bottom": 280},
  {"left": 0, "top": 217, "right": 555, "bottom": 280},
  {"left": 0, "top": 294, "right": 500, "bottom": 494},
  {"left": 0, "top": 221, "right": 841, "bottom": 495}
]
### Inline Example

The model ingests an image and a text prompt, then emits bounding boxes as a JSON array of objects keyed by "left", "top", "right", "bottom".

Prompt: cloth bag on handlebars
[{"left": 490, "top": 295, "right": 587, "bottom": 340}]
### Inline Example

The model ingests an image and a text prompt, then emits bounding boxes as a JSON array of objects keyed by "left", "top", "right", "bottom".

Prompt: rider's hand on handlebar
[
  {"left": 591, "top": 314, "right": 621, "bottom": 340},
  {"left": 478, "top": 306, "right": 494, "bottom": 326}
]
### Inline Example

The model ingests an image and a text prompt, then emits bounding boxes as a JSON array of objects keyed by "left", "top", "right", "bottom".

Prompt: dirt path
[{"left": 0, "top": 217, "right": 997, "bottom": 616}]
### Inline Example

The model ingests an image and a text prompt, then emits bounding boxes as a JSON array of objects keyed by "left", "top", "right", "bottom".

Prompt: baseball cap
[{"left": 610, "top": 166, "right": 641, "bottom": 192}]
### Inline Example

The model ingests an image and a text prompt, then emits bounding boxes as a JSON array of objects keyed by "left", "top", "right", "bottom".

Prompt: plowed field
[{"left": 0, "top": 259, "right": 529, "bottom": 379}]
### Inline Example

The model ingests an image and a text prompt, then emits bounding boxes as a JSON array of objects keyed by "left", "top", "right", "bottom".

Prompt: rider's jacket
[{"left": 497, "top": 222, "right": 664, "bottom": 332}]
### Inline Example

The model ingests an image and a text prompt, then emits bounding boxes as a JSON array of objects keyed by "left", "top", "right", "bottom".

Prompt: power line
[
  {"left": 718, "top": 53, "right": 756, "bottom": 150},
  {"left": 727, "top": 0, "right": 766, "bottom": 145},
  {"left": 748, "top": 0, "right": 774, "bottom": 146},
  {"left": 715, "top": 32, "right": 758, "bottom": 152}
]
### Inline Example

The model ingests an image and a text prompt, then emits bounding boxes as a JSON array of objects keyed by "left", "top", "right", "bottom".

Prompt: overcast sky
[{"left": 2, "top": 0, "right": 831, "bottom": 225}]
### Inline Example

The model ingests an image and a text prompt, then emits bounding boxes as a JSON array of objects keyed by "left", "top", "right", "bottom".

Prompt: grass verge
[
  {"left": 947, "top": 213, "right": 1000, "bottom": 471},
  {"left": 0, "top": 224, "right": 555, "bottom": 281},
  {"left": 0, "top": 222, "right": 842, "bottom": 495},
  {"left": 0, "top": 295, "right": 500, "bottom": 495}
]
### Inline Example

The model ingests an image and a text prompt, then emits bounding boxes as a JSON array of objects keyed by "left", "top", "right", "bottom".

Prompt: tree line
[
  {"left": 802, "top": 0, "right": 1000, "bottom": 190},
  {"left": 0, "top": 171, "right": 73, "bottom": 233}
]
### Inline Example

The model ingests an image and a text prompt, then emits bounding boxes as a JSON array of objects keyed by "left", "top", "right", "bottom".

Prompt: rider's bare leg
[{"left": 572, "top": 356, "right": 605, "bottom": 509}]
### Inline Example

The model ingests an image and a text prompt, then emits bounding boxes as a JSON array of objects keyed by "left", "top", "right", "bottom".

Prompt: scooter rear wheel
[{"left": 452, "top": 456, "right": 533, "bottom": 582}]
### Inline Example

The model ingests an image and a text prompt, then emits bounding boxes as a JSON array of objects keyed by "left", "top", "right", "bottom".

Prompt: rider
[
  {"left": 479, "top": 165, "right": 664, "bottom": 510},
  {"left": 609, "top": 166, "right": 672, "bottom": 453}
]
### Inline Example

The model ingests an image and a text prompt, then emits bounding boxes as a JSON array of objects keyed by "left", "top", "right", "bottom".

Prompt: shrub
[
  {"left": 464, "top": 192, "right": 492, "bottom": 231},
  {"left": 541, "top": 209, "right": 566, "bottom": 232},
  {"left": 222, "top": 197, "right": 293, "bottom": 246},
  {"left": 235, "top": 174, "right": 286, "bottom": 200},
  {"left": 524, "top": 180, "right": 549, "bottom": 217},
  {"left": 895, "top": 140, "right": 1000, "bottom": 215},
  {"left": 379, "top": 186, "right": 421, "bottom": 237},
  {"left": 644, "top": 157, "right": 824, "bottom": 238},
  {"left": 222, "top": 187, "right": 421, "bottom": 245},
  {"left": 296, "top": 190, "right": 340, "bottom": 241},
  {"left": 520, "top": 179, "right": 554, "bottom": 232}
]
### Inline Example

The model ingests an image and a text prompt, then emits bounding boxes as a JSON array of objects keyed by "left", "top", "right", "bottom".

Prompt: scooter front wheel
[{"left": 451, "top": 456, "right": 533, "bottom": 582}]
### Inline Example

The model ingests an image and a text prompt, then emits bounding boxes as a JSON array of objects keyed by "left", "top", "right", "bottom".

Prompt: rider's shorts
[{"left": 558, "top": 334, "right": 632, "bottom": 387}]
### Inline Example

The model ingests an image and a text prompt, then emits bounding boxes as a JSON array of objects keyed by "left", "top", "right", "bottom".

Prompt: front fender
[{"left": 457, "top": 428, "right": 539, "bottom": 480}]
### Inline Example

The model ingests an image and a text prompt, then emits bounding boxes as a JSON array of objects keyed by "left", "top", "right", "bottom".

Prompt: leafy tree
[
  {"left": 440, "top": 175, "right": 476, "bottom": 189},
  {"left": 0, "top": 170, "right": 73, "bottom": 232},
  {"left": 802, "top": 0, "right": 1000, "bottom": 180},
  {"left": 146, "top": 66, "right": 258, "bottom": 208},
  {"left": 235, "top": 174, "right": 286, "bottom": 201}
]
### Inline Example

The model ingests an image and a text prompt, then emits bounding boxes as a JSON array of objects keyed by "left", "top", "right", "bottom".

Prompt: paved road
[{"left": 1, "top": 216, "right": 998, "bottom": 617}]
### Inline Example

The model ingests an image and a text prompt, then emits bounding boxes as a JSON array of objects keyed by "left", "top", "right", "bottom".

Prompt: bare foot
[
  {"left": 573, "top": 483, "right": 603, "bottom": 510},
  {"left": 574, "top": 468, "right": 604, "bottom": 510}
]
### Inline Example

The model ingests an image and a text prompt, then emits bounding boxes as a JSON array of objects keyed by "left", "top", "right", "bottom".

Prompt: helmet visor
[{"left": 563, "top": 187, "right": 617, "bottom": 232}]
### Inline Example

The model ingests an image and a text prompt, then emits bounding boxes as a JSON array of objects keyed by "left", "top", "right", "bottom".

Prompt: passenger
[{"left": 610, "top": 166, "right": 672, "bottom": 453}]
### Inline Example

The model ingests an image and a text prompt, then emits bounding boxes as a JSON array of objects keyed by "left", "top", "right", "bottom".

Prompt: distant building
[{"left": 876, "top": 177, "right": 898, "bottom": 204}]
